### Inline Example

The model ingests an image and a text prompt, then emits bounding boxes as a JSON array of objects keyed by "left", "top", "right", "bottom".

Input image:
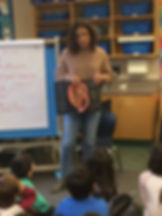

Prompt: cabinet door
[{"left": 111, "top": 94, "right": 158, "bottom": 140}]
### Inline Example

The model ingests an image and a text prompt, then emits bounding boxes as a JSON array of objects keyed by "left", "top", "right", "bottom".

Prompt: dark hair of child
[
  {"left": 148, "top": 146, "right": 162, "bottom": 204},
  {"left": 11, "top": 153, "right": 33, "bottom": 178},
  {"left": 110, "top": 194, "right": 140, "bottom": 216},
  {"left": 0, "top": 174, "right": 20, "bottom": 208},
  {"left": 148, "top": 146, "right": 162, "bottom": 176},
  {"left": 84, "top": 214, "right": 100, "bottom": 216},
  {"left": 86, "top": 148, "right": 117, "bottom": 201},
  {"left": 67, "top": 21, "right": 97, "bottom": 54},
  {"left": 66, "top": 166, "right": 94, "bottom": 200}
]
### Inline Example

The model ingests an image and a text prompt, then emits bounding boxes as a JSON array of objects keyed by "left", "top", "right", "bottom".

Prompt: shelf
[
  {"left": 115, "top": 14, "right": 153, "bottom": 21},
  {"left": 110, "top": 53, "right": 157, "bottom": 59},
  {"left": 32, "top": 0, "right": 158, "bottom": 60},
  {"left": 116, "top": 34, "right": 154, "bottom": 38},
  {"left": 117, "top": 35, "right": 155, "bottom": 42},
  {"left": 82, "top": 18, "right": 110, "bottom": 24},
  {"left": 98, "top": 35, "right": 114, "bottom": 40},
  {"left": 75, "top": 0, "right": 109, "bottom": 5},
  {"left": 34, "top": 2, "right": 69, "bottom": 10},
  {"left": 38, "top": 20, "right": 70, "bottom": 28}
]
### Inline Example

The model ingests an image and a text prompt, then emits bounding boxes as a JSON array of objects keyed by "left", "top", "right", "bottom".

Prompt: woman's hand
[
  {"left": 72, "top": 76, "right": 81, "bottom": 84},
  {"left": 93, "top": 73, "right": 105, "bottom": 84},
  {"left": 94, "top": 72, "right": 113, "bottom": 84},
  {"left": 68, "top": 75, "right": 81, "bottom": 84}
]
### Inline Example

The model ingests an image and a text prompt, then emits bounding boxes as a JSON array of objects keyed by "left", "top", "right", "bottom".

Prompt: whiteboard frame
[{"left": 0, "top": 39, "right": 59, "bottom": 139}]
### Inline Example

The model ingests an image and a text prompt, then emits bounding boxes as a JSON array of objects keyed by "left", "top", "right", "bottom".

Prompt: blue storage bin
[
  {"left": 122, "top": 21, "right": 152, "bottom": 35},
  {"left": 98, "top": 42, "right": 110, "bottom": 53},
  {"left": 121, "top": 1, "right": 151, "bottom": 16},
  {"left": 122, "top": 42, "right": 152, "bottom": 54},
  {"left": 83, "top": 4, "right": 109, "bottom": 18},
  {"left": 39, "top": 30, "right": 65, "bottom": 38},
  {"left": 42, "top": 12, "right": 69, "bottom": 21}
]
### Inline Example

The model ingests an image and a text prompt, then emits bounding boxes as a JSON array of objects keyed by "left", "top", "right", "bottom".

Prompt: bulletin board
[
  {"left": 0, "top": 40, "right": 58, "bottom": 139},
  {"left": 160, "top": 0, "right": 162, "bottom": 76}
]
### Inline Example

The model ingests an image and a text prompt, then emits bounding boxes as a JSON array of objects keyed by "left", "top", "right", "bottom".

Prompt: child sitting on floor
[
  {"left": 11, "top": 153, "right": 52, "bottom": 216},
  {"left": 54, "top": 166, "right": 109, "bottom": 216},
  {"left": 139, "top": 146, "right": 162, "bottom": 216},
  {"left": 86, "top": 148, "right": 117, "bottom": 201},
  {"left": 0, "top": 174, "right": 35, "bottom": 216}
]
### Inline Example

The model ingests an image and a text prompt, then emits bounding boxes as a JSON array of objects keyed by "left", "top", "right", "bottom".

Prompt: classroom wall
[{"left": 12, "top": 0, "right": 34, "bottom": 38}]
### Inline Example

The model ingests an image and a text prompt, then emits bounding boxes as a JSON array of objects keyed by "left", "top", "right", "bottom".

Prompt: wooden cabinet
[
  {"left": 31, "top": 0, "right": 159, "bottom": 59},
  {"left": 103, "top": 94, "right": 159, "bottom": 140}
]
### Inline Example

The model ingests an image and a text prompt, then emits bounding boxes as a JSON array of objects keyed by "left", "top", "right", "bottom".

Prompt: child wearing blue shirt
[{"left": 54, "top": 166, "right": 109, "bottom": 216}]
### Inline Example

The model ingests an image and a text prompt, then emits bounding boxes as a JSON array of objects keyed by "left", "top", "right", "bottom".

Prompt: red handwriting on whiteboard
[
  {"left": 0, "top": 64, "right": 26, "bottom": 71},
  {"left": 0, "top": 102, "right": 25, "bottom": 112},
  {"left": 0, "top": 73, "right": 37, "bottom": 80}
]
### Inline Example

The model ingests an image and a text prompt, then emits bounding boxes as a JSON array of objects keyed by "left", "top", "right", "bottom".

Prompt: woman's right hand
[{"left": 70, "top": 75, "right": 81, "bottom": 84}]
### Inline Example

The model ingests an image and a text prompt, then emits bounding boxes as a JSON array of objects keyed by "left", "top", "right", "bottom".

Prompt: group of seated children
[{"left": 0, "top": 146, "right": 162, "bottom": 216}]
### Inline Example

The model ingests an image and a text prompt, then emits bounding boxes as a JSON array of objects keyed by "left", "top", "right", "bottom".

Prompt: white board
[{"left": 0, "top": 40, "right": 49, "bottom": 131}]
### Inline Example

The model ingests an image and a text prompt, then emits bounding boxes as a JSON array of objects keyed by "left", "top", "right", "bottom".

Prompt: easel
[{"left": 0, "top": 38, "right": 61, "bottom": 173}]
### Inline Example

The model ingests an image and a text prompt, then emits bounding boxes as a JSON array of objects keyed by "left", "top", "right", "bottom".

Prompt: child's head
[
  {"left": 86, "top": 148, "right": 116, "bottom": 201},
  {"left": 11, "top": 153, "right": 35, "bottom": 178},
  {"left": 84, "top": 214, "right": 100, "bottom": 216},
  {"left": 66, "top": 166, "right": 94, "bottom": 200},
  {"left": 148, "top": 146, "right": 162, "bottom": 176},
  {"left": 0, "top": 174, "right": 20, "bottom": 208}
]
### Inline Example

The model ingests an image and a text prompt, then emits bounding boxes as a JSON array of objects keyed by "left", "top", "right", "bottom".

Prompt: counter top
[{"left": 102, "top": 78, "right": 161, "bottom": 95}]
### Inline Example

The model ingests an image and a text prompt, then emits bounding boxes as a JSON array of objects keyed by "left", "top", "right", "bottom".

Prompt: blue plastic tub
[
  {"left": 121, "top": 1, "right": 151, "bottom": 16},
  {"left": 39, "top": 30, "right": 65, "bottom": 38},
  {"left": 122, "top": 21, "right": 152, "bottom": 35},
  {"left": 83, "top": 4, "right": 109, "bottom": 18},
  {"left": 42, "top": 12, "right": 69, "bottom": 21},
  {"left": 122, "top": 42, "right": 152, "bottom": 54},
  {"left": 98, "top": 42, "right": 110, "bottom": 53}
]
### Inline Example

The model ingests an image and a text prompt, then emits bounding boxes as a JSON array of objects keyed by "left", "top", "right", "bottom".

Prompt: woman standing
[{"left": 56, "top": 21, "right": 113, "bottom": 177}]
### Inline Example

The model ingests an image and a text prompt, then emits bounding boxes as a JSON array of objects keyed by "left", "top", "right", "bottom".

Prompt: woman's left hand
[
  {"left": 94, "top": 72, "right": 113, "bottom": 84},
  {"left": 93, "top": 73, "right": 106, "bottom": 84}
]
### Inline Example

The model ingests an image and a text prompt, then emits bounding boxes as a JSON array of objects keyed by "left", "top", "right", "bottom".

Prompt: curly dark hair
[
  {"left": 11, "top": 153, "right": 33, "bottom": 178},
  {"left": 67, "top": 21, "right": 97, "bottom": 54},
  {"left": 66, "top": 166, "right": 94, "bottom": 200}
]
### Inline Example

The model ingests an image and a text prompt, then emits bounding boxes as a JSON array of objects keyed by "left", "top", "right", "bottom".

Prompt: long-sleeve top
[
  {"left": 56, "top": 46, "right": 112, "bottom": 81},
  {"left": 21, "top": 178, "right": 51, "bottom": 214},
  {"left": 18, "top": 187, "right": 36, "bottom": 210}
]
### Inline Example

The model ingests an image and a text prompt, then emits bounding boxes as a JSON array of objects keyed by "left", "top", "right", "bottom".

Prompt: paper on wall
[{"left": 127, "top": 60, "right": 148, "bottom": 75}]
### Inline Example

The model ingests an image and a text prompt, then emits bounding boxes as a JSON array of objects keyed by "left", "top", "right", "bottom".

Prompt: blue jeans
[{"left": 61, "top": 111, "right": 101, "bottom": 176}]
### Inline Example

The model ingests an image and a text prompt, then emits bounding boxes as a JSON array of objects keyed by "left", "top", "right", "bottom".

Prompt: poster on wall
[
  {"left": 0, "top": 0, "right": 14, "bottom": 39},
  {"left": 0, "top": 40, "right": 58, "bottom": 139}
]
